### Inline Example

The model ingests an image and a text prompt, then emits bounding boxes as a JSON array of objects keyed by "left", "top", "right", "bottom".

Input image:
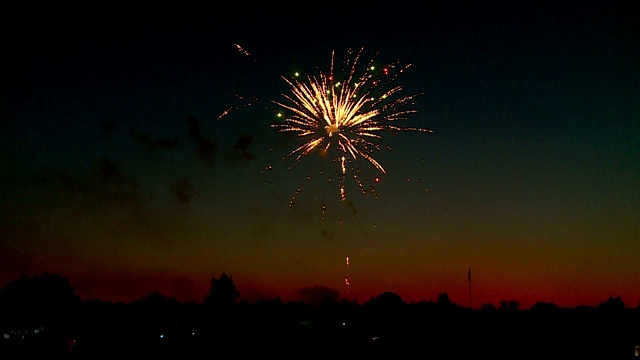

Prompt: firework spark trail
[
  {"left": 215, "top": 43, "right": 259, "bottom": 121},
  {"left": 216, "top": 93, "right": 259, "bottom": 121},
  {"left": 345, "top": 255, "right": 350, "bottom": 293},
  {"left": 271, "top": 47, "right": 433, "bottom": 204},
  {"left": 234, "top": 43, "right": 253, "bottom": 57}
]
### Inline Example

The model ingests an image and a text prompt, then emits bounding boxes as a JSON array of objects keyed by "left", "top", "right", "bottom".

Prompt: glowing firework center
[{"left": 325, "top": 123, "right": 340, "bottom": 137}]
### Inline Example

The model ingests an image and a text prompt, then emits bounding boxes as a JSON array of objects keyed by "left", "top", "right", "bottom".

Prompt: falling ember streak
[
  {"left": 289, "top": 184, "right": 304, "bottom": 208},
  {"left": 234, "top": 43, "right": 252, "bottom": 57},
  {"left": 345, "top": 255, "right": 350, "bottom": 293},
  {"left": 216, "top": 93, "right": 258, "bottom": 121},
  {"left": 271, "top": 47, "right": 432, "bottom": 202}
]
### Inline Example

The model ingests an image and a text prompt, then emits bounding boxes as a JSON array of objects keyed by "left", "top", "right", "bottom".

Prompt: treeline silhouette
[{"left": 1, "top": 272, "right": 638, "bottom": 358}]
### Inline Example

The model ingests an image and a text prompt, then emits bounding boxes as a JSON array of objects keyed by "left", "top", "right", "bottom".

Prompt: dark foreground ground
[{"left": 2, "top": 300, "right": 639, "bottom": 358}]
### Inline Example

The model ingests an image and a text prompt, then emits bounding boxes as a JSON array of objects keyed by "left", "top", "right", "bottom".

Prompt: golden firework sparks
[{"left": 271, "top": 47, "right": 432, "bottom": 204}]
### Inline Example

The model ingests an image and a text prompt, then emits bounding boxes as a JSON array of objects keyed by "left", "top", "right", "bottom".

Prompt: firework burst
[{"left": 270, "top": 47, "right": 432, "bottom": 205}]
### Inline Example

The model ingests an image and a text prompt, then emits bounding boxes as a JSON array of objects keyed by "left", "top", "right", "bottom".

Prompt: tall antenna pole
[{"left": 468, "top": 267, "right": 472, "bottom": 308}]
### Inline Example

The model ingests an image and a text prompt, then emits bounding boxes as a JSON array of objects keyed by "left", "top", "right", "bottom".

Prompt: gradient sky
[{"left": 1, "top": 1, "right": 638, "bottom": 309}]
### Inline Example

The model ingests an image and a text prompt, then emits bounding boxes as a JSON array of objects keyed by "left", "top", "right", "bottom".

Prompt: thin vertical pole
[{"left": 468, "top": 267, "right": 472, "bottom": 309}]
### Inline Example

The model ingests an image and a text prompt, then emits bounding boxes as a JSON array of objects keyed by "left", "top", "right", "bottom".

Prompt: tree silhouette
[
  {"left": 436, "top": 292, "right": 453, "bottom": 307},
  {"left": 530, "top": 301, "right": 558, "bottom": 312},
  {"left": 204, "top": 272, "right": 239, "bottom": 307},
  {"left": 0, "top": 272, "right": 79, "bottom": 328},
  {"left": 499, "top": 299, "right": 521, "bottom": 311},
  {"left": 297, "top": 285, "right": 340, "bottom": 306},
  {"left": 597, "top": 295, "right": 624, "bottom": 310}
]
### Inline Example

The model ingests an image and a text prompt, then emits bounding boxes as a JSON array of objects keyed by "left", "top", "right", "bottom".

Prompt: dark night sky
[{"left": 1, "top": 0, "right": 638, "bottom": 308}]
